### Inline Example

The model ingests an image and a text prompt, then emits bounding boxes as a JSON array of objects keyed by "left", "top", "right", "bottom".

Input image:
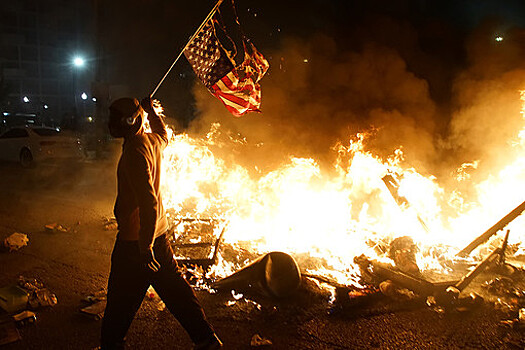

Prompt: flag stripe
[
  {"left": 214, "top": 81, "right": 261, "bottom": 110},
  {"left": 183, "top": 18, "right": 269, "bottom": 116},
  {"left": 214, "top": 74, "right": 258, "bottom": 106}
]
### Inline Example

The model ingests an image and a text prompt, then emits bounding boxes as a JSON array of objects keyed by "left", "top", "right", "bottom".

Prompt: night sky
[
  {"left": 98, "top": 0, "right": 525, "bottom": 177},
  {"left": 100, "top": 0, "right": 525, "bottom": 108}
]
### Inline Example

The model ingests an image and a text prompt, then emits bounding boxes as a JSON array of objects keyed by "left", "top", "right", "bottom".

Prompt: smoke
[
  {"left": 446, "top": 21, "right": 525, "bottom": 180},
  {"left": 99, "top": 1, "right": 525, "bottom": 188},
  {"left": 189, "top": 33, "right": 439, "bottom": 174},
  {"left": 186, "top": 15, "right": 525, "bottom": 194}
]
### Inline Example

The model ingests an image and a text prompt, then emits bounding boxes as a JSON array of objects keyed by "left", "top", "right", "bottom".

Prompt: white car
[{"left": 0, "top": 126, "right": 84, "bottom": 167}]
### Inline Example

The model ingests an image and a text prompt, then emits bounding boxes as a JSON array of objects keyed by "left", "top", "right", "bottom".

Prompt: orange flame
[{"left": 160, "top": 91, "right": 525, "bottom": 286}]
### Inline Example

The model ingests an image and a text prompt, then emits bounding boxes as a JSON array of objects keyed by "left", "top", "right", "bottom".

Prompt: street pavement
[{"left": 0, "top": 158, "right": 523, "bottom": 349}]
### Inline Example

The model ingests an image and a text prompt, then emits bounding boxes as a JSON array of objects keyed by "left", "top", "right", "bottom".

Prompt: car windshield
[{"left": 32, "top": 128, "right": 60, "bottom": 136}]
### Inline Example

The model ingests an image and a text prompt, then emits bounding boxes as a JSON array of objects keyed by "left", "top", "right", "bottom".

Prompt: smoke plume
[{"left": 187, "top": 16, "right": 525, "bottom": 191}]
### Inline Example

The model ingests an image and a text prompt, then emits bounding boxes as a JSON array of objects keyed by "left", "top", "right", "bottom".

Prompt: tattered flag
[{"left": 184, "top": 19, "right": 269, "bottom": 117}]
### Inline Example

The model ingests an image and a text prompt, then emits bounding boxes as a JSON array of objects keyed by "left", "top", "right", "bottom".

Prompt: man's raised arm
[{"left": 141, "top": 97, "right": 168, "bottom": 144}]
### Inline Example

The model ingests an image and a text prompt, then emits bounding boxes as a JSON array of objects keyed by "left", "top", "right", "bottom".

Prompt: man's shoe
[{"left": 193, "top": 333, "right": 223, "bottom": 350}]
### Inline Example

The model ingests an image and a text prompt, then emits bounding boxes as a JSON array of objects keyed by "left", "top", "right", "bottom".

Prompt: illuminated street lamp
[
  {"left": 73, "top": 56, "right": 85, "bottom": 67},
  {"left": 23, "top": 96, "right": 30, "bottom": 103},
  {"left": 81, "top": 92, "right": 88, "bottom": 100}
]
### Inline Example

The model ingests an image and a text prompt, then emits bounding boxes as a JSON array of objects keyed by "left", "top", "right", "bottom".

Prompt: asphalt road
[{"left": 0, "top": 157, "right": 524, "bottom": 349}]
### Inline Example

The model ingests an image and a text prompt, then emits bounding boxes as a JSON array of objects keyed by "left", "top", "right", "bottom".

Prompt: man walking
[{"left": 101, "top": 97, "right": 222, "bottom": 349}]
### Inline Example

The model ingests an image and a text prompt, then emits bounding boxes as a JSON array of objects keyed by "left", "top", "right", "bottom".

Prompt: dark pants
[{"left": 100, "top": 234, "right": 215, "bottom": 349}]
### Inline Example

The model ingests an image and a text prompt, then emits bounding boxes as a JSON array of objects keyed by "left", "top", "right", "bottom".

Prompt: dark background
[
  {"left": 99, "top": 0, "right": 525, "bottom": 118},
  {"left": 2, "top": 0, "right": 525, "bottom": 179}
]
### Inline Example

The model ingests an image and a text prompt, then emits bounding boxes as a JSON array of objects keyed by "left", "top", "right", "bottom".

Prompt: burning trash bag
[{"left": 212, "top": 252, "right": 301, "bottom": 298}]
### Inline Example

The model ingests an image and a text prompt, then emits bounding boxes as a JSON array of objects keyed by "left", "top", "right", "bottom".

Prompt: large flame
[{"left": 157, "top": 91, "right": 525, "bottom": 287}]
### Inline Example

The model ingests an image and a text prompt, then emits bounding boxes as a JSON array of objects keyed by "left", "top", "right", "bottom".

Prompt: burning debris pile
[{"left": 156, "top": 88, "right": 525, "bottom": 323}]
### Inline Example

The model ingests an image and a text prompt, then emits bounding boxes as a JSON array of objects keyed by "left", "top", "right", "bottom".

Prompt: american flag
[{"left": 184, "top": 19, "right": 269, "bottom": 117}]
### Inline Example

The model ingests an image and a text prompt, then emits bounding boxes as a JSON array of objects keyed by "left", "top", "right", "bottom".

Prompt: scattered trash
[
  {"left": 499, "top": 307, "right": 525, "bottom": 329},
  {"left": 18, "top": 276, "right": 44, "bottom": 292},
  {"left": 44, "top": 223, "right": 68, "bottom": 233},
  {"left": 80, "top": 300, "right": 106, "bottom": 321},
  {"left": 482, "top": 276, "right": 521, "bottom": 297},
  {"left": 379, "top": 280, "right": 416, "bottom": 301},
  {"left": 212, "top": 251, "right": 301, "bottom": 298},
  {"left": 146, "top": 286, "right": 158, "bottom": 299},
  {"left": 250, "top": 334, "right": 272, "bottom": 347},
  {"left": 83, "top": 289, "right": 107, "bottom": 303},
  {"left": 494, "top": 298, "right": 518, "bottom": 316},
  {"left": 0, "top": 285, "right": 29, "bottom": 313},
  {"left": 28, "top": 288, "right": 58, "bottom": 309},
  {"left": 145, "top": 286, "right": 166, "bottom": 311},
  {"left": 519, "top": 308, "right": 525, "bottom": 323},
  {"left": 102, "top": 217, "right": 118, "bottom": 231},
  {"left": 499, "top": 319, "right": 516, "bottom": 328},
  {"left": 80, "top": 289, "right": 108, "bottom": 321},
  {"left": 3, "top": 233, "right": 29, "bottom": 252},
  {"left": 156, "top": 300, "right": 166, "bottom": 311},
  {"left": 12, "top": 310, "right": 37, "bottom": 327},
  {"left": 0, "top": 321, "right": 21, "bottom": 346},
  {"left": 16, "top": 276, "right": 58, "bottom": 309}
]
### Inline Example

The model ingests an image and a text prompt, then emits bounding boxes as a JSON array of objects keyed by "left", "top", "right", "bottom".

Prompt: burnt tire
[{"left": 20, "top": 148, "right": 33, "bottom": 168}]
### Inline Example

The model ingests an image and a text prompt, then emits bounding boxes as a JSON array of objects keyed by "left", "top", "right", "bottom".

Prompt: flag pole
[{"left": 150, "top": 0, "right": 224, "bottom": 97}]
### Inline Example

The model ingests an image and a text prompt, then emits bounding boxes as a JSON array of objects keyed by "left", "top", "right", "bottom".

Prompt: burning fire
[{"left": 154, "top": 90, "right": 525, "bottom": 287}]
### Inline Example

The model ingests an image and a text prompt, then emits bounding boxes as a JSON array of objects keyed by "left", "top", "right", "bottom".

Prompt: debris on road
[
  {"left": 83, "top": 289, "right": 107, "bottom": 303},
  {"left": 44, "top": 223, "right": 69, "bottom": 233},
  {"left": 499, "top": 307, "right": 525, "bottom": 330},
  {"left": 519, "top": 308, "right": 525, "bottom": 323},
  {"left": 12, "top": 310, "right": 37, "bottom": 327},
  {"left": 16, "top": 276, "right": 58, "bottom": 309},
  {"left": 102, "top": 217, "right": 118, "bottom": 231},
  {"left": 28, "top": 288, "right": 58, "bottom": 309},
  {"left": 80, "top": 290, "right": 108, "bottom": 321},
  {"left": 212, "top": 251, "right": 301, "bottom": 298},
  {"left": 18, "top": 276, "right": 44, "bottom": 292},
  {"left": 146, "top": 286, "right": 166, "bottom": 311},
  {"left": 80, "top": 300, "right": 106, "bottom": 321},
  {"left": 379, "top": 280, "right": 417, "bottom": 301},
  {"left": 0, "top": 285, "right": 29, "bottom": 313},
  {"left": 2, "top": 232, "right": 29, "bottom": 252},
  {"left": 250, "top": 333, "right": 272, "bottom": 347}
]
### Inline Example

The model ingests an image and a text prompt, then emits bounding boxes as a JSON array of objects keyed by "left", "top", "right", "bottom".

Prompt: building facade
[{"left": 0, "top": 0, "right": 96, "bottom": 128}]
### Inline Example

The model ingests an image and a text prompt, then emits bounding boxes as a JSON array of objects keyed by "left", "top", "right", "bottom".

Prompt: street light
[
  {"left": 81, "top": 92, "right": 88, "bottom": 100},
  {"left": 73, "top": 56, "right": 85, "bottom": 67},
  {"left": 23, "top": 96, "right": 30, "bottom": 103}
]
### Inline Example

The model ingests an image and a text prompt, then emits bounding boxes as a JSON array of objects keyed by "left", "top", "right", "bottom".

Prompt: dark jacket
[{"left": 114, "top": 110, "right": 169, "bottom": 254}]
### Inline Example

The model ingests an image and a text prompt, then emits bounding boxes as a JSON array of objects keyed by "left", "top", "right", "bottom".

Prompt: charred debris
[{"left": 167, "top": 197, "right": 525, "bottom": 325}]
